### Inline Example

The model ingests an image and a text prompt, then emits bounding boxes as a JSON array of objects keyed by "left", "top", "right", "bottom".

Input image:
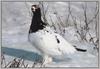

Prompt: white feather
[{"left": 28, "top": 27, "right": 76, "bottom": 57}]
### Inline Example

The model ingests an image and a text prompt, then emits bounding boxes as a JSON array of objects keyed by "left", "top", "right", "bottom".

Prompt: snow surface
[{"left": 2, "top": 2, "right": 98, "bottom": 67}]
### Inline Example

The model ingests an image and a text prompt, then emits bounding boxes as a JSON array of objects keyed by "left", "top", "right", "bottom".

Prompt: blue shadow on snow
[{"left": 1, "top": 47, "right": 43, "bottom": 62}]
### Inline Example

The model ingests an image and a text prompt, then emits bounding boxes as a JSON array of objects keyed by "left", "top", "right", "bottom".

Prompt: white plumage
[
  {"left": 29, "top": 26, "right": 76, "bottom": 54},
  {"left": 29, "top": 26, "right": 76, "bottom": 65}
]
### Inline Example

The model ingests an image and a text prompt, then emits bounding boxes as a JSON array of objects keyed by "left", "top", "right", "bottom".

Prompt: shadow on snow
[{"left": 1, "top": 47, "right": 43, "bottom": 62}]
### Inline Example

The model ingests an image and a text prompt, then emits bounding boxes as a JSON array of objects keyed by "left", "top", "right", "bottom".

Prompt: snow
[{"left": 1, "top": 2, "right": 98, "bottom": 67}]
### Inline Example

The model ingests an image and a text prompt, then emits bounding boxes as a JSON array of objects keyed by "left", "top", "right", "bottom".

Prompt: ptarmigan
[{"left": 28, "top": 5, "right": 86, "bottom": 66}]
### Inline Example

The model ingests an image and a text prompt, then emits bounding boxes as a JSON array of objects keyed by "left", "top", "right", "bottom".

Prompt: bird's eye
[{"left": 31, "top": 6, "right": 36, "bottom": 12}]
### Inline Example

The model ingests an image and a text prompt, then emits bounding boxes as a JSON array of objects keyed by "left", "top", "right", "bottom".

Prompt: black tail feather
[
  {"left": 74, "top": 46, "right": 87, "bottom": 52},
  {"left": 75, "top": 47, "right": 87, "bottom": 52}
]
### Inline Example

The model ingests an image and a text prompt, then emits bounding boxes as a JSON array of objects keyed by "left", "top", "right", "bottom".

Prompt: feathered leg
[{"left": 41, "top": 55, "right": 52, "bottom": 67}]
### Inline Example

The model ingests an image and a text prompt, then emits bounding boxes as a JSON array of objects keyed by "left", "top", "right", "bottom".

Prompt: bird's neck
[
  {"left": 33, "top": 13, "right": 41, "bottom": 21},
  {"left": 33, "top": 9, "right": 41, "bottom": 20},
  {"left": 29, "top": 12, "right": 45, "bottom": 33}
]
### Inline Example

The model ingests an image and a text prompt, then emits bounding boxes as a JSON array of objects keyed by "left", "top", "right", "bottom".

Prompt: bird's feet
[{"left": 41, "top": 55, "right": 53, "bottom": 67}]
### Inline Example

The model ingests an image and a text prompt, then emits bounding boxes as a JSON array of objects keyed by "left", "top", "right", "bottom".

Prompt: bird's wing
[
  {"left": 40, "top": 29, "right": 76, "bottom": 55},
  {"left": 53, "top": 33, "right": 76, "bottom": 54}
]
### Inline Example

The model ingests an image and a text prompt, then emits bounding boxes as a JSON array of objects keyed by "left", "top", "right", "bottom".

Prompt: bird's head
[{"left": 31, "top": 5, "right": 40, "bottom": 13}]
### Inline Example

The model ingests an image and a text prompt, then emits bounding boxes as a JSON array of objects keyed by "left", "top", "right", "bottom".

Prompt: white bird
[{"left": 28, "top": 5, "right": 86, "bottom": 66}]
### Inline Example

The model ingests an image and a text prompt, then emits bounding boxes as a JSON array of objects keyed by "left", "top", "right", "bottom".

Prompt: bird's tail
[{"left": 74, "top": 46, "right": 87, "bottom": 52}]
